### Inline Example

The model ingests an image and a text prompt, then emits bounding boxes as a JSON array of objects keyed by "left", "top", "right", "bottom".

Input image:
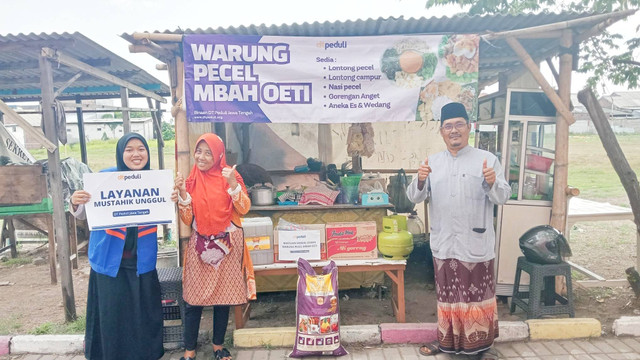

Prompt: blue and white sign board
[{"left": 82, "top": 169, "right": 174, "bottom": 230}]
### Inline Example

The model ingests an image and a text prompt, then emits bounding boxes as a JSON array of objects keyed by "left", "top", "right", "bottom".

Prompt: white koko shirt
[{"left": 406, "top": 145, "right": 511, "bottom": 263}]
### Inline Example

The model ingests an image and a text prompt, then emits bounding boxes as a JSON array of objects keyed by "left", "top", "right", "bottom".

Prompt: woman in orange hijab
[{"left": 175, "top": 133, "right": 255, "bottom": 360}]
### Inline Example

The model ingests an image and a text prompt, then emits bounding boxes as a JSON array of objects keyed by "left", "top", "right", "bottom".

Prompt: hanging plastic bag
[
  {"left": 289, "top": 258, "right": 348, "bottom": 358},
  {"left": 387, "top": 168, "right": 416, "bottom": 213}
]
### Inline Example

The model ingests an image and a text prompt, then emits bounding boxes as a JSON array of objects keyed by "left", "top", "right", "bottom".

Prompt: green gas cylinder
[{"left": 378, "top": 216, "right": 414, "bottom": 260}]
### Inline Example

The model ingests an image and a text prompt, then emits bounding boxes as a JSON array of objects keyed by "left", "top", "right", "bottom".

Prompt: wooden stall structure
[
  {"left": 0, "top": 32, "right": 170, "bottom": 321},
  {"left": 122, "top": 10, "right": 635, "bottom": 298}
]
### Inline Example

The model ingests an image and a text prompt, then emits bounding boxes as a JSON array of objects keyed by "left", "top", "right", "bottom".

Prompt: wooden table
[
  {"left": 0, "top": 198, "right": 79, "bottom": 284},
  {"left": 234, "top": 258, "right": 406, "bottom": 329}
]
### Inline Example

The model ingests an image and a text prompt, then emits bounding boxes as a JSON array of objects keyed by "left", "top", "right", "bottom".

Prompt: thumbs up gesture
[
  {"left": 222, "top": 165, "right": 238, "bottom": 189},
  {"left": 482, "top": 159, "right": 496, "bottom": 188},
  {"left": 418, "top": 157, "right": 432, "bottom": 181}
]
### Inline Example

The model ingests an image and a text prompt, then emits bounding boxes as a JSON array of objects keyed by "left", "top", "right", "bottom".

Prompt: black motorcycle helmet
[{"left": 518, "top": 225, "right": 572, "bottom": 264}]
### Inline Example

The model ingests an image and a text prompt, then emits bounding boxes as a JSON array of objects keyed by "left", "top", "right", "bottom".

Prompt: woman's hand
[
  {"left": 173, "top": 172, "right": 187, "bottom": 201},
  {"left": 71, "top": 190, "right": 91, "bottom": 206},
  {"left": 222, "top": 165, "right": 238, "bottom": 190},
  {"left": 70, "top": 190, "right": 91, "bottom": 211}
]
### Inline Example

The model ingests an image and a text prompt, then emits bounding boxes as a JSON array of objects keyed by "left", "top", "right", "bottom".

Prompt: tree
[
  {"left": 161, "top": 121, "right": 175, "bottom": 141},
  {"left": 425, "top": 0, "right": 640, "bottom": 91}
]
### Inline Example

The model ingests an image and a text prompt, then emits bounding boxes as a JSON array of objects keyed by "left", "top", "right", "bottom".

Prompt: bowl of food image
[
  {"left": 381, "top": 38, "right": 439, "bottom": 88},
  {"left": 439, "top": 34, "right": 480, "bottom": 83},
  {"left": 415, "top": 80, "right": 477, "bottom": 121}
]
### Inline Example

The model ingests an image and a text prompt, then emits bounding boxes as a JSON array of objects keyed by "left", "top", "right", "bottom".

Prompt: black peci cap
[{"left": 440, "top": 102, "right": 469, "bottom": 123}]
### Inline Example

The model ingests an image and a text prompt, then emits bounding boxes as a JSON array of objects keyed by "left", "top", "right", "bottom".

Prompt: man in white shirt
[{"left": 406, "top": 102, "right": 510, "bottom": 359}]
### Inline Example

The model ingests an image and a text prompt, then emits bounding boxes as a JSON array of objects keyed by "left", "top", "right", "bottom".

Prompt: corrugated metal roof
[
  {"left": 0, "top": 32, "right": 170, "bottom": 102},
  {"left": 605, "top": 91, "right": 640, "bottom": 110},
  {"left": 139, "top": 12, "right": 598, "bottom": 36},
  {"left": 123, "top": 11, "right": 628, "bottom": 86}
]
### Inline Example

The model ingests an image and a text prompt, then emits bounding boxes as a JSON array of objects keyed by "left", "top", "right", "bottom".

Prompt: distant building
[
  {"left": 4, "top": 101, "right": 158, "bottom": 149},
  {"left": 570, "top": 91, "right": 640, "bottom": 134}
]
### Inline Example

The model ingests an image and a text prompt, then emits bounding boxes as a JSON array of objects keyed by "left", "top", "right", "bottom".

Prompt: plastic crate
[
  {"left": 157, "top": 267, "right": 184, "bottom": 344},
  {"left": 162, "top": 324, "right": 183, "bottom": 344},
  {"left": 162, "top": 305, "right": 181, "bottom": 320}
]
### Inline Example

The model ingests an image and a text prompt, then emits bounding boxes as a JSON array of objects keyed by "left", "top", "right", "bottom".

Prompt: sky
[{"left": 1, "top": 0, "right": 638, "bottom": 102}]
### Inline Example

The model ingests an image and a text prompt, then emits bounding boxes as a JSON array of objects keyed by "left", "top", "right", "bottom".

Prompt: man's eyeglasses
[{"left": 441, "top": 122, "right": 468, "bottom": 132}]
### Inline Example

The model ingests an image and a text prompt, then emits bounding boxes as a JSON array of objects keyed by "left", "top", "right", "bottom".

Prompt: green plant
[
  {"left": 162, "top": 121, "right": 175, "bottom": 141},
  {"left": 31, "top": 322, "right": 55, "bottom": 335},
  {"left": 0, "top": 315, "right": 23, "bottom": 334},
  {"left": 3, "top": 257, "right": 32, "bottom": 266},
  {"left": 28, "top": 315, "right": 85, "bottom": 335},
  {"left": 65, "top": 315, "right": 86, "bottom": 333}
]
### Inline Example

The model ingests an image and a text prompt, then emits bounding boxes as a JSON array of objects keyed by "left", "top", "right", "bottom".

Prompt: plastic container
[
  {"left": 339, "top": 174, "right": 362, "bottom": 205},
  {"left": 525, "top": 154, "right": 553, "bottom": 173},
  {"left": 241, "top": 217, "right": 274, "bottom": 265}
]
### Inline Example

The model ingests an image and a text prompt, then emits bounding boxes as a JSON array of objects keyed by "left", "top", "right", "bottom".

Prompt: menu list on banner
[
  {"left": 82, "top": 169, "right": 174, "bottom": 230},
  {"left": 183, "top": 34, "right": 479, "bottom": 123}
]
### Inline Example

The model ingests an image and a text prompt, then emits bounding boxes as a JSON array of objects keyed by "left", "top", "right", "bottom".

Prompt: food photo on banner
[
  {"left": 82, "top": 169, "right": 175, "bottom": 230},
  {"left": 182, "top": 34, "right": 479, "bottom": 123}
]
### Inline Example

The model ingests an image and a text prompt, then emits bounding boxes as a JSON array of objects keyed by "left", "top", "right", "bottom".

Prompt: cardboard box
[
  {"left": 274, "top": 223, "right": 326, "bottom": 262},
  {"left": 326, "top": 221, "right": 378, "bottom": 260},
  {"left": 241, "top": 217, "right": 274, "bottom": 265}
]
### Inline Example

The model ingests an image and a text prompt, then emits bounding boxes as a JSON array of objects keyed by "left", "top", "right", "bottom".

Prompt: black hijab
[
  {"left": 116, "top": 132, "right": 151, "bottom": 171},
  {"left": 115, "top": 133, "right": 151, "bottom": 262}
]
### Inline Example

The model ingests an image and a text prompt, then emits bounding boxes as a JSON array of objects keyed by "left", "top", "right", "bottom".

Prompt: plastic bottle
[{"left": 406, "top": 211, "right": 426, "bottom": 244}]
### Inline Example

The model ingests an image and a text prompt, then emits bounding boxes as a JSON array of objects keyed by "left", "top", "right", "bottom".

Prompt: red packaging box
[{"left": 325, "top": 221, "right": 378, "bottom": 260}]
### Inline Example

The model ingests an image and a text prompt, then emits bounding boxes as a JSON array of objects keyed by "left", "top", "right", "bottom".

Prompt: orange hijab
[{"left": 185, "top": 133, "right": 246, "bottom": 236}]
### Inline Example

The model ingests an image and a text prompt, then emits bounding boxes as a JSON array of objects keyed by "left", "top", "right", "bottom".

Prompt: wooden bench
[{"left": 234, "top": 258, "right": 406, "bottom": 329}]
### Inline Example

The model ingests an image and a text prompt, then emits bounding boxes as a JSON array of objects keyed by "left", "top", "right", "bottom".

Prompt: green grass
[
  {"left": 0, "top": 315, "right": 24, "bottom": 334},
  {"left": 568, "top": 133, "right": 640, "bottom": 205},
  {"left": 29, "top": 315, "right": 86, "bottom": 335},
  {"left": 2, "top": 257, "right": 32, "bottom": 266},
  {"left": 29, "top": 139, "right": 175, "bottom": 172}
]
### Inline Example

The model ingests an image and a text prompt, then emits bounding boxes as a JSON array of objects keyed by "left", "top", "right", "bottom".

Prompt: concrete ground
[{"left": 3, "top": 338, "right": 640, "bottom": 360}]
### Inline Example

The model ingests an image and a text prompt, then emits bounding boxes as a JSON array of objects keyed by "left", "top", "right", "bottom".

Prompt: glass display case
[
  {"left": 476, "top": 89, "right": 556, "bottom": 205},
  {"left": 475, "top": 88, "right": 557, "bottom": 296}
]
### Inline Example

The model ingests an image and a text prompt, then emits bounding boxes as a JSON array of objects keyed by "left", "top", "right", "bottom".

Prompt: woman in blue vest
[{"left": 70, "top": 133, "right": 171, "bottom": 360}]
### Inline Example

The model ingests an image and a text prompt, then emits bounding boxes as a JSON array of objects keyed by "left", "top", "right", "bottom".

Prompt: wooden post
[
  {"left": 75, "top": 96, "right": 88, "bottom": 164},
  {"left": 147, "top": 98, "right": 165, "bottom": 169},
  {"left": 121, "top": 87, "right": 131, "bottom": 134},
  {"left": 148, "top": 98, "right": 168, "bottom": 241},
  {"left": 155, "top": 99, "right": 165, "bottom": 170},
  {"left": 8, "top": 218, "right": 17, "bottom": 258},
  {"left": 67, "top": 213, "right": 78, "bottom": 269},
  {"left": 505, "top": 37, "right": 575, "bottom": 126},
  {"left": 551, "top": 30, "right": 573, "bottom": 232},
  {"left": 40, "top": 53, "right": 77, "bottom": 321},
  {"left": 577, "top": 88, "right": 640, "bottom": 271},
  {"left": 170, "top": 56, "right": 191, "bottom": 264},
  {"left": 45, "top": 216, "right": 57, "bottom": 284}
]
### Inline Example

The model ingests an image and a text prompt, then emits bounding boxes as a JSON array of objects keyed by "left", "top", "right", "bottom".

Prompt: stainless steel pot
[{"left": 250, "top": 184, "right": 275, "bottom": 205}]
